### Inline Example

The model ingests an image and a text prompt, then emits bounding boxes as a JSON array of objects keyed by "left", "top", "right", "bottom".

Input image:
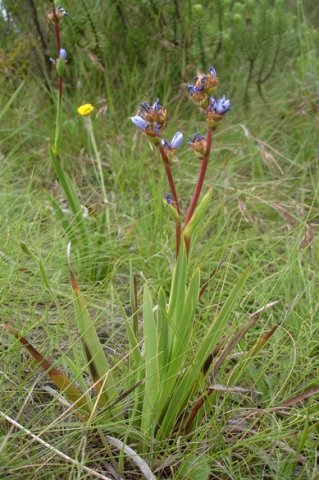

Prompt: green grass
[{"left": 1, "top": 40, "right": 319, "bottom": 480}]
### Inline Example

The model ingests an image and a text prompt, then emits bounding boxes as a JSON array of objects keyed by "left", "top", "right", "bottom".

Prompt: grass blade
[
  {"left": 70, "top": 271, "right": 118, "bottom": 405},
  {"left": 1, "top": 324, "right": 91, "bottom": 418}
]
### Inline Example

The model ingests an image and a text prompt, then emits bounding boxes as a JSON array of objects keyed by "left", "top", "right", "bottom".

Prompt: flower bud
[
  {"left": 56, "top": 49, "right": 67, "bottom": 76},
  {"left": 163, "top": 193, "right": 180, "bottom": 222}
]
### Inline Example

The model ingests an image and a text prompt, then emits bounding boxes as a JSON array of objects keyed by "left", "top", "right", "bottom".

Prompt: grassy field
[{"left": 1, "top": 3, "right": 319, "bottom": 479}]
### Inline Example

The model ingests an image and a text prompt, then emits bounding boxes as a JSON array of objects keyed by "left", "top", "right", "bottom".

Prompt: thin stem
[
  {"left": 51, "top": 3, "right": 61, "bottom": 52},
  {"left": 54, "top": 78, "right": 63, "bottom": 152},
  {"left": 52, "top": 4, "right": 63, "bottom": 153},
  {"left": 87, "top": 117, "right": 107, "bottom": 204},
  {"left": 159, "top": 146, "right": 180, "bottom": 214},
  {"left": 159, "top": 145, "right": 181, "bottom": 257},
  {"left": 184, "top": 128, "right": 212, "bottom": 256},
  {"left": 184, "top": 128, "right": 212, "bottom": 226}
]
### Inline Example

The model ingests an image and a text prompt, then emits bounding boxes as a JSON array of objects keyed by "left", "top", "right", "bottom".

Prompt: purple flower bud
[
  {"left": 209, "top": 95, "right": 231, "bottom": 115},
  {"left": 187, "top": 133, "right": 205, "bottom": 144},
  {"left": 164, "top": 193, "right": 174, "bottom": 205},
  {"left": 170, "top": 131, "right": 183, "bottom": 149},
  {"left": 208, "top": 66, "right": 217, "bottom": 77},
  {"left": 140, "top": 102, "right": 151, "bottom": 113},
  {"left": 59, "top": 49, "right": 67, "bottom": 61},
  {"left": 187, "top": 83, "right": 205, "bottom": 95},
  {"left": 152, "top": 98, "right": 161, "bottom": 111},
  {"left": 131, "top": 115, "right": 149, "bottom": 130}
]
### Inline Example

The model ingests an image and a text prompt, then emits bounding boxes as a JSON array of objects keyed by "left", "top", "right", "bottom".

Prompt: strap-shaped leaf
[
  {"left": 167, "top": 242, "right": 188, "bottom": 355},
  {"left": 1, "top": 324, "right": 91, "bottom": 419},
  {"left": 157, "top": 287, "right": 168, "bottom": 375},
  {"left": 141, "top": 284, "right": 159, "bottom": 435},
  {"left": 157, "top": 268, "right": 250, "bottom": 439},
  {"left": 155, "top": 268, "right": 201, "bottom": 419},
  {"left": 172, "top": 267, "right": 200, "bottom": 357}
]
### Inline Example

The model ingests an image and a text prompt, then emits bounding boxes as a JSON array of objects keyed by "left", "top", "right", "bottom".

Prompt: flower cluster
[
  {"left": 131, "top": 98, "right": 168, "bottom": 139},
  {"left": 186, "top": 66, "right": 231, "bottom": 130},
  {"left": 187, "top": 67, "right": 218, "bottom": 104},
  {"left": 130, "top": 66, "right": 231, "bottom": 165}
]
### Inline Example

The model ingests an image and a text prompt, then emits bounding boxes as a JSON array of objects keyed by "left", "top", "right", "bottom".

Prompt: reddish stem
[
  {"left": 52, "top": 4, "right": 61, "bottom": 53},
  {"left": 159, "top": 146, "right": 180, "bottom": 215},
  {"left": 184, "top": 129, "right": 212, "bottom": 256},
  {"left": 51, "top": 4, "right": 63, "bottom": 100},
  {"left": 184, "top": 129, "right": 212, "bottom": 226},
  {"left": 159, "top": 145, "right": 181, "bottom": 257}
]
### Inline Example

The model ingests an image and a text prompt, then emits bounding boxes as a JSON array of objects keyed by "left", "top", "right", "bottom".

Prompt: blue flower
[
  {"left": 208, "top": 66, "right": 217, "bottom": 77},
  {"left": 187, "top": 133, "right": 207, "bottom": 158},
  {"left": 59, "top": 49, "right": 67, "bottom": 61},
  {"left": 170, "top": 131, "right": 184, "bottom": 149},
  {"left": 187, "top": 84, "right": 205, "bottom": 96},
  {"left": 187, "top": 66, "right": 218, "bottom": 103},
  {"left": 161, "top": 131, "right": 183, "bottom": 150},
  {"left": 131, "top": 115, "right": 149, "bottom": 130},
  {"left": 152, "top": 98, "right": 162, "bottom": 111},
  {"left": 208, "top": 95, "right": 231, "bottom": 115},
  {"left": 140, "top": 102, "right": 151, "bottom": 113},
  {"left": 163, "top": 193, "right": 174, "bottom": 205},
  {"left": 187, "top": 133, "right": 205, "bottom": 145},
  {"left": 132, "top": 98, "right": 167, "bottom": 137}
]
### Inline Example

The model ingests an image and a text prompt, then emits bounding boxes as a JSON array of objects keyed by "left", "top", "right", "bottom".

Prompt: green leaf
[
  {"left": 183, "top": 188, "right": 212, "bottom": 238},
  {"left": 70, "top": 271, "right": 118, "bottom": 407},
  {"left": 157, "top": 287, "right": 168, "bottom": 375},
  {"left": 49, "top": 145, "right": 82, "bottom": 217},
  {"left": 141, "top": 284, "right": 159, "bottom": 436},
  {"left": 157, "top": 268, "right": 250, "bottom": 439},
  {"left": 167, "top": 241, "right": 188, "bottom": 354},
  {"left": 155, "top": 268, "right": 200, "bottom": 420},
  {"left": 172, "top": 267, "right": 200, "bottom": 357}
]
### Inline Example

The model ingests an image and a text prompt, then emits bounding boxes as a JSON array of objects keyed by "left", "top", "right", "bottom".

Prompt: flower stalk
[
  {"left": 159, "top": 145, "right": 181, "bottom": 257},
  {"left": 86, "top": 117, "right": 107, "bottom": 205},
  {"left": 51, "top": 4, "right": 63, "bottom": 154},
  {"left": 184, "top": 128, "right": 212, "bottom": 254},
  {"left": 48, "top": 3, "right": 89, "bottom": 265}
]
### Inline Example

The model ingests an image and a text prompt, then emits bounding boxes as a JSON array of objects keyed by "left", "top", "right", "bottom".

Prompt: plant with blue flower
[
  {"left": 131, "top": 65, "right": 231, "bottom": 256},
  {"left": 5, "top": 46, "right": 277, "bottom": 476}
]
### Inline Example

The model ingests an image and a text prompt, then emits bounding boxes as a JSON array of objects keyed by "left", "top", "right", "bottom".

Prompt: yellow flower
[{"left": 77, "top": 104, "right": 94, "bottom": 116}]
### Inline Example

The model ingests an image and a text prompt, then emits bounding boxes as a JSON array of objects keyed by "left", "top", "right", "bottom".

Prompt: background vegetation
[{"left": 0, "top": 0, "right": 319, "bottom": 478}]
